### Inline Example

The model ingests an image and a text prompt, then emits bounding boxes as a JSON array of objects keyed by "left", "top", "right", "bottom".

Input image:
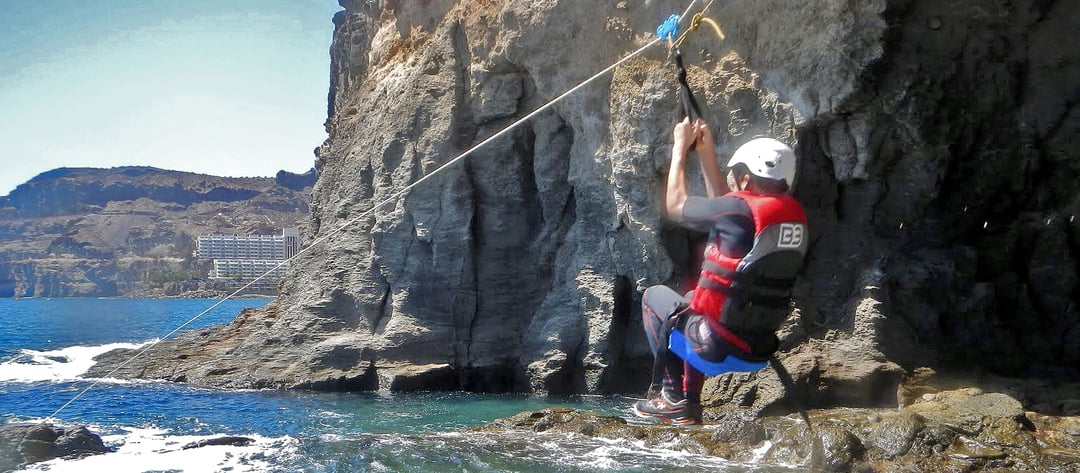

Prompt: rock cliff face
[
  {"left": 0, "top": 167, "right": 313, "bottom": 297},
  {"left": 92, "top": 0, "right": 1079, "bottom": 411}
]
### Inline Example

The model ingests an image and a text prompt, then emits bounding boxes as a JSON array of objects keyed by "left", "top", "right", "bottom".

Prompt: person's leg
[
  {"left": 642, "top": 285, "right": 686, "bottom": 353},
  {"left": 683, "top": 363, "right": 704, "bottom": 404},
  {"left": 678, "top": 313, "right": 708, "bottom": 403},
  {"left": 680, "top": 362, "right": 705, "bottom": 423},
  {"left": 641, "top": 285, "right": 688, "bottom": 397},
  {"left": 635, "top": 286, "right": 700, "bottom": 424},
  {"left": 676, "top": 313, "right": 735, "bottom": 423}
]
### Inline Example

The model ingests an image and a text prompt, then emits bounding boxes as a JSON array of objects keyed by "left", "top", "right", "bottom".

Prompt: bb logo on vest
[{"left": 778, "top": 223, "right": 805, "bottom": 248}]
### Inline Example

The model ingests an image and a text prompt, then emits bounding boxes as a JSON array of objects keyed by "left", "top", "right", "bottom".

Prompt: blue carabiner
[{"left": 656, "top": 14, "right": 680, "bottom": 41}]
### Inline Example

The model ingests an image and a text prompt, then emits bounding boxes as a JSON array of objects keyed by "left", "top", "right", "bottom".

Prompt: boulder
[
  {"left": 905, "top": 388, "right": 1025, "bottom": 435},
  {"left": 182, "top": 436, "right": 255, "bottom": 450},
  {"left": 0, "top": 424, "right": 108, "bottom": 470}
]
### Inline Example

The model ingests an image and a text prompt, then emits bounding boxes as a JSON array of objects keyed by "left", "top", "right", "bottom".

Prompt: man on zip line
[{"left": 633, "top": 117, "right": 809, "bottom": 425}]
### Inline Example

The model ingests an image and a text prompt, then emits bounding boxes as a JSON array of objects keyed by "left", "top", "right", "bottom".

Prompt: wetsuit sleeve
[{"left": 679, "top": 195, "right": 755, "bottom": 257}]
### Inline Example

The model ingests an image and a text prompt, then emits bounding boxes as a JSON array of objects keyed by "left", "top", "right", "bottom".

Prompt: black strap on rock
[
  {"left": 648, "top": 305, "right": 692, "bottom": 396},
  {"left": 769, "top": 354, "right": 814, "bottom": 433}
]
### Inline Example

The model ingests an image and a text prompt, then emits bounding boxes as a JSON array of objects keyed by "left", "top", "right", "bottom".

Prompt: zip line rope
[{"left": 46, "top": 0, "right": 706, "bottom": 422}]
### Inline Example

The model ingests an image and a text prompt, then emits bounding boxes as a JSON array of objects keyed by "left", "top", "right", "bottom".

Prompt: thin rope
[{"left": 45, "top": 0, "right": 703, "bottom": 422}]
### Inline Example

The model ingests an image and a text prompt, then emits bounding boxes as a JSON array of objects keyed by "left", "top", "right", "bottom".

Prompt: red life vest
[{"left": 688, "top": 190, "right": 808, "bottom": 354}]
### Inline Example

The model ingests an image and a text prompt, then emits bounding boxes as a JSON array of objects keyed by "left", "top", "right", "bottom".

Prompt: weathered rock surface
[
  {"left": 90, "top": 0, "right": 1078, "bottom": 421},
  {"left": 181, "top": 435, "right": 255, "bottom": 450},
  {"left": 474, "top": 389, "right": 1080, "bottom": 472},
  {"left": 0, "top": 166, "right": 313, "bottom": 297},
  {"left": 0, "top": 423, "right": 109, "bottom": 471}
]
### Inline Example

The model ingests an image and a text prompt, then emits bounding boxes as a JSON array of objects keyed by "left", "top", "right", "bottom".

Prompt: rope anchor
[
  {"left": 657, "top": 0, "right": 725, "bottom": 49},
  {"left": 656, "top": 13, "right": 682, "bottom": 42},
  {"left": 654, "top": 0, "right": 726, "bottom": 135}
]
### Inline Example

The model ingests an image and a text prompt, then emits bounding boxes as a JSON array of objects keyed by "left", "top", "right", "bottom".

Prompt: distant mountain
[{"left": 0, "top": 166, "right": 314, "bottom": 298}]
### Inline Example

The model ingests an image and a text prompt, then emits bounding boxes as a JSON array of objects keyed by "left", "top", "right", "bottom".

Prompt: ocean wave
[
  {"left": 0, "top": 342, "right": 151, "bottom": 383},
  {"left": 16, "top": 427, "right": 299, "bottom": 473},
  {"left": 420, "top": 429, "right": 771, "bottom": 472}
]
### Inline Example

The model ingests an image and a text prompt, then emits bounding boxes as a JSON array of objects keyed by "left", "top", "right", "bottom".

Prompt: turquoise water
[{"left": 0, "top": 298, "right": 793, "bottom": 472}]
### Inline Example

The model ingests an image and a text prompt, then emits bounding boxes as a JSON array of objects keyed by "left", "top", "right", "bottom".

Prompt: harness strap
[
  {"left": 700, "top": 259, "right": 734, "bottom": 280},
  {"left": 698, "top": 275, "right": 790, "bottom": 306},
  {"left": 698, "top": 258, "right": 795, "bottom": 303},
  {"left": 696, "top": 274, "right": 729, "bottom": 294},
  {"left": 674, "top": 49, "right": 704, "bottom": 125}
]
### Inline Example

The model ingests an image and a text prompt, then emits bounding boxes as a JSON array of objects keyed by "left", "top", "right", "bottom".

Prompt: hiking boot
[{"left": 633, "top": 392, "right": 702, "bottom": 425}]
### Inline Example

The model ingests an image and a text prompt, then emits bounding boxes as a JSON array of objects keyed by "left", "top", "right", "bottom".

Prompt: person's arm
[
  {"left": 666, "top": 118, "right": 695, "bottom": 219},
  {"left": 694, "top": 119, "right": 728, "bottom": 197}
]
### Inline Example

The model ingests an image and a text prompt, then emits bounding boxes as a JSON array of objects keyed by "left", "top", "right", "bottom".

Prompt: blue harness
[{"left": 668, "top": 329, "right": 768, "bottom": 376}]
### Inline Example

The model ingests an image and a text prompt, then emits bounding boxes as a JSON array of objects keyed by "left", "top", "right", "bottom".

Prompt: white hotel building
[{"left": 196, "top": 228, "right": 300, "bottom": 280}]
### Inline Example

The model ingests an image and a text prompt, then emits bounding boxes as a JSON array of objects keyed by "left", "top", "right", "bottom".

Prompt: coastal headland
[{"left": 43, "top": 0, "right": 1080, "bottom": 470}]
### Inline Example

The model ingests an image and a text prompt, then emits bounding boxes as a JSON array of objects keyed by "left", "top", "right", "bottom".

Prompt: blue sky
[{"left": 0, "top": 0, "right": 341, "bottom": 196}]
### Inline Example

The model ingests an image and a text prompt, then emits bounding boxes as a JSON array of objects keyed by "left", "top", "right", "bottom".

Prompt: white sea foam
[
  {"left": 554, "top": 433, "right": 777, "bottom": 471},
  {"left": 751, "top": 439, "right": 773, "bottom": 462},
  {"left": 317, "top": 432, "right": 346, "bottom": 442},
  {"left": 17, "top": 427, "right": 299, "bottom": 473},
  {"left": 0, "top": 342, "right": 150, "bottom": 383}
]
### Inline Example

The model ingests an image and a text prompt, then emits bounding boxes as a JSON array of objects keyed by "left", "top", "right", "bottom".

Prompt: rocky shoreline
[
  {"left": 5, "top": 384, "right": 1077, "bottom": 472},
  {"left": 479, "top": 386, "right": 1080, "bottom": 472}
]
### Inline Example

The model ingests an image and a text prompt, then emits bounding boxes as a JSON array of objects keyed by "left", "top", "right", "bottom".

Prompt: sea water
[{"left": 0, "top": 298, "right": 796, "bottom": 472}]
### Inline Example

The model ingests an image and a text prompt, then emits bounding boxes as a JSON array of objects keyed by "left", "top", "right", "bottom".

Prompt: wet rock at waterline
[
  {"left": 477, "top": 389, "right": 1080, "bottom": 472},
  {"left": 182, "top": 436, "right": 256, "bottom": 450},
  {"left": 0, "top": 423, "right": 109, "bottom": 470},
  {"left": 4, "top": 388, "right": 1078, "bottom": 473}
]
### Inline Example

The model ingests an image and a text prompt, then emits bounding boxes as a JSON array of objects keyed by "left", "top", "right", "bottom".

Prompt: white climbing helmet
[{"left": 726, "top": 138, "right": 797, "bottom": 188}]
